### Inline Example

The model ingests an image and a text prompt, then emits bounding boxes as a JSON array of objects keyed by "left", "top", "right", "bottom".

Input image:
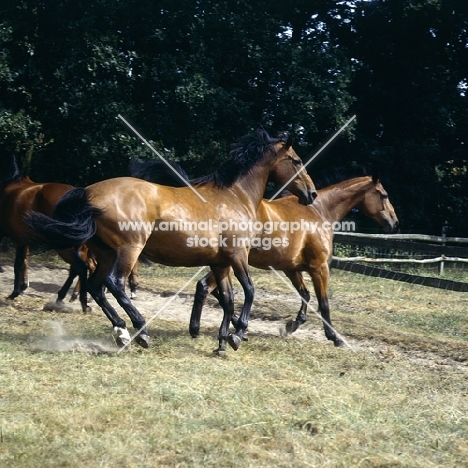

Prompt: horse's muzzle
[
  {"left": 383, "top": 219, "right": 399, "bottom": 233},
  {"left": 299, "top": 190, "right": 318, "bottom": 206}
]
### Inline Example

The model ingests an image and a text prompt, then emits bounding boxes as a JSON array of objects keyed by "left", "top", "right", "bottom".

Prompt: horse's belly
[
  {"left": 249, "top": 244, "right": 305, "bottom": 271},
  {"left": 142, "top": 231, "right": 220, "bottom": 267}
]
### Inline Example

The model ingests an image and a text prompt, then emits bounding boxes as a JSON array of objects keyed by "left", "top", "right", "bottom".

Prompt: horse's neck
[
  {"left": 314, "top": 178, "right": 371, "bottom": 223},
  {"left": 232, "top": 165, "right": 270, "bottom": 212}
]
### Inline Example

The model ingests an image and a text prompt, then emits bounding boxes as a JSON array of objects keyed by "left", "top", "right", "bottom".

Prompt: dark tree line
[{"left": 1, "top": 0, "right": 467, "bottom": 235}]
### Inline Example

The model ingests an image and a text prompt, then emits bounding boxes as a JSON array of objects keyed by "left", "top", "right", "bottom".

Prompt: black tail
[{"left": 25, "top": 188, "right": 102, "bottom": 249}]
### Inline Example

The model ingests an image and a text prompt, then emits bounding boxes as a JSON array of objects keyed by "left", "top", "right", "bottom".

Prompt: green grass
[{"left": 0, "top": 251, "right": 468, "bottom": 467}]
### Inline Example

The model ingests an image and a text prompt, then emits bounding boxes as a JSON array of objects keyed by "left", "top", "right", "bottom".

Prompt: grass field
[{"left": 0, "top": 250, "right": 467, "bottom": 467}]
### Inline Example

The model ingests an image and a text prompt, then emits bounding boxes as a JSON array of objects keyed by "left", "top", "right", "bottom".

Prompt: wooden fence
[{"left": 331, "top": 232, "right": 468, "bottom": 292}]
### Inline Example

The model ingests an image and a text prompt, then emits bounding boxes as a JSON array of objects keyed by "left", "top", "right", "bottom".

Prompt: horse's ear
[
  {"left": 286, "top": 133, "right": 293, "bottom": 149},
  {"left": 372, "top": 170, "right": 380, "bottom": 184}
]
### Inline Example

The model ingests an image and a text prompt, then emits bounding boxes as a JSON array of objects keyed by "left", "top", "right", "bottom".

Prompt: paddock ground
[{"left": 0, "top": 251, "right": 467, "bottom": 467}]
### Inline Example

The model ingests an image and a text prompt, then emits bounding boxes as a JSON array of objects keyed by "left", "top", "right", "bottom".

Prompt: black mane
[
  {"left": 128, "top": 130, "right": 288, "bottom": 189},
  {"left": 129, "top": 159, "right": 190, "bottom": 187},
  {"left": 192, "top": 129, "right": 286, "bottom": 187},
  {"left": 0, "top": 147, "right": 24, "bottom": 189}
]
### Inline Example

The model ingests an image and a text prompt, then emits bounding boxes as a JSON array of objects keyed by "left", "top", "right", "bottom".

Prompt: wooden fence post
[{"left": 439, "top": 221, "right": 449, "bottom": 275}]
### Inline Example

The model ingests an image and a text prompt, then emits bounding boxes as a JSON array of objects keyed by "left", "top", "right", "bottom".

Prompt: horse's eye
[
  {"left": 293, "top": 159, "right": 302, "bottom": 166},
  {"left": 380, "top": 194, "right": 389, "bottom": 200}
]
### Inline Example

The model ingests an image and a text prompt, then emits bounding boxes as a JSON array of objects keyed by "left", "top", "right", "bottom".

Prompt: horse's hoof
[
  {"left": 285, "top": 320, "right": 300, "bottom": 335},
  {"left": 228, "top": 333, "right": 242, "bottom": 351},
  {"left": 113, "top": 327, "right": 132, "bottom": 349},
  {"left": 115, "top": 337, "right": 131, "bottom": 349},
  {"left": 82, "top": 305, "right": 92, "bottom": 313},
  {"left": 334, "top": 338, "right": 345, "bottom": 347},
  {"left": 7, "top": 293, "right": 18, "bottom": 300},
  {"left": 130, "top": 292, "right": 137, "bottom": 299},
  {"left": 135, "top": 333, "right": 150, "bottom": 348},
  {"left": 70, "top": 294, "right": 78, "bottom": 302},
  {"left": 213, "top": 347, "right": 227, "bottom": 357},
  {"left": 189, "top": 327, "right": 200, "bottom": 339},
  {"left": 242, "top": 331, "right": 248, "bottom": 342}
]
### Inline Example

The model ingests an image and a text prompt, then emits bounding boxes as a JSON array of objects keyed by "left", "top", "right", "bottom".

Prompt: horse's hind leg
[
  {"left": 309, "top": 262, "right": 344, "bottom": 347},
  {"left": 82, "top": 247, "right": 133, "bottom": 347},
  {"left": 8, "top": 245, "right": 29, "bottom": 299},
  {"left": 227, "top": 257, "right": 254, "bottom": 351},
  {"left": 103, "top": 253, "right": 150, "bottom": 348},
  {"left": 87, "top": 269, "right": 131, "bottom": 348},
  {"left": 189, "top": 271, "right": 218, "bottom": 338},
  {"left": 283, "top": 271, "right": 311, "bottom": 335},
  {"left": 210, "top": 266, "right": 235, "bottom": 355},
  {"left": 128, "top": 261, "right": 139, "bottom": 299}
]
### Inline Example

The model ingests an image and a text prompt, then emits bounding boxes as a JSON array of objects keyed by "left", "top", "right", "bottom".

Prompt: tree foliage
[{"left": 0, "top": 0, "right": 467, "bottom": 234}]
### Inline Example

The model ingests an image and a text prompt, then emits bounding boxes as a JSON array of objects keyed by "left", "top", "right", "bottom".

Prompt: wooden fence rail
[{"left": 332, "top": 232, "right": 468, "bottom": 291}]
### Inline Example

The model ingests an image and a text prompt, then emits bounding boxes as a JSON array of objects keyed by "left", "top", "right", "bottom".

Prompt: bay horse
[
  {"left": 0, "top": 148, "right": 91, "bottom": 310},
  {"left": 189, "top": 173, "right": 399, "bottom": 346},
  {"left": 64, "top": 160, "right": 193, "bottom": 302},
  {"left": 26, "top": 130, "right": 317, "bottom": 352}
]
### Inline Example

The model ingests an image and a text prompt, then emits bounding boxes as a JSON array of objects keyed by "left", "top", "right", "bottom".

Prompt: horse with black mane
[
  {"left": 130, "top": 159, "right": 399, "bottom": 347},
  {"left": 26, "top": 130, "right": 317, "bottom": 353}
]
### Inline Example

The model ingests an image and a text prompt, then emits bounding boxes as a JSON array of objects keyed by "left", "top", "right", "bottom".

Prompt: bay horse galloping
[
  {"left": 26, "top": 130, "right": 317, "bottom": 353},
  {"left": 189, "top": 173, "right": 399, "bottom": 347},
  {"left": 0, "top": 148, "right": 91, "bottom": 310}
]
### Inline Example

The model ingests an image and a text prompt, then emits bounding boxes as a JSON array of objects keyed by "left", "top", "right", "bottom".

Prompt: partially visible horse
[
  {"left": 189, "top": 172, "right": 399, "bottom": 346},
  {"left": 26, "top": 130, "right": 317, "bottom": 353},
  {"left": 0, "top": 148, "right": 91, "bottom": 310}
]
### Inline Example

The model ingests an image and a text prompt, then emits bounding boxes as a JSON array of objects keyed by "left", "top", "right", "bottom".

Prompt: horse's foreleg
[
  {"left": 56, "top": 268, "right": 77, "bottom": 304},
  {"left": 8, "top": 245, "right": 29, "bottom": 299},
  {"left": 76, "top": 257, "right": 91, "bottom": 312},
  {"left": 56, "top": 248, "right": 90, "bottom": 312},
  {"left": 189, "top": 271, "right": 218, "bottom": 338},
  {"left": 283, "top": 270, "right": 311, "bottom": 335},
  {"left": 309, "top": 262, "right": 344, "bottom": 347},
  {"left": 227, "top": 259, "right": 253, "bottom": 351},
  {"left": 70, "top": 279, "right": 80, "bottom": 302}
]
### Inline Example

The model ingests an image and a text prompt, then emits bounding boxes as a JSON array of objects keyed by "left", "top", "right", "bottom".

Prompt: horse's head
[
  {"left": 270, "top": 134, "right": 317, "bottom": 205},
  {"left": 359, "top": 175, "right": 399, "bottom": 233}
]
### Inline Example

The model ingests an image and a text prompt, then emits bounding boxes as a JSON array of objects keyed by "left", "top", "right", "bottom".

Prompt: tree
[
  {"left": 0, "top": 0, "right": 355, "bottom": 182},
  {"left": 330, "top": 0, "right": 468, "bottom": 234}
]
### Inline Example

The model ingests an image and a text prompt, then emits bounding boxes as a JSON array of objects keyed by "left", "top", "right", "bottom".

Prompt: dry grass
[{"left": 0, "top": 250, "right": 467, "bottom": 467}]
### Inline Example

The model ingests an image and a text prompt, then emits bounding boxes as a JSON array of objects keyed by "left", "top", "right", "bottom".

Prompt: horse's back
[
  {"left": 33, "top": 182, "right": 74, "bottom": 215},
  {"left": 0, "top": 178, "right": 73, "bottom": 242}
]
